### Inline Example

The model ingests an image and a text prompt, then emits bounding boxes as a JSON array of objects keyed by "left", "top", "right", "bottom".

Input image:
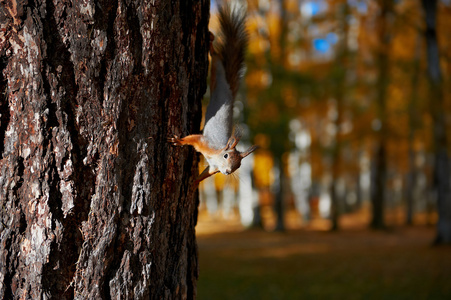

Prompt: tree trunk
[
  {"left": 273, "top": 156, "right": 285, "bottom": 232},
  {"left": 330, "top": 1, "right": 349, "bottom": 231},
  {"left": 405, "top": 34, "right": 422, "bottom": 226},
  {"left": 0, "top": 0, "right": 210, "bottom": 299},
  {"left": 421, "top": 0, "right": 451, "bottom": 244},
  {"left": 371, "top": 144, "right": 387, "bottom": 229},
  {"left": 370, "top": 0, "right": 392, "bottom": 230}
]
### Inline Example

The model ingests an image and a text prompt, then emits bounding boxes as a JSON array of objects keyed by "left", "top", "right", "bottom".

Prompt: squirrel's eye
[{"left": 223, "top": 153, "right": 229, "bottom": 159}]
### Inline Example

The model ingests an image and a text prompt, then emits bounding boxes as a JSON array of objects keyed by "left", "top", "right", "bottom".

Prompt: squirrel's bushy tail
[{"left": 215, "top": 4, "right": 248, "bottom": 99}]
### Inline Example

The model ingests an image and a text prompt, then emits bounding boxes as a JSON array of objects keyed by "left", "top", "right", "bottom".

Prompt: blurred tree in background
[{"left": 421, "top": 0, "right": 451, "bottom": 244}]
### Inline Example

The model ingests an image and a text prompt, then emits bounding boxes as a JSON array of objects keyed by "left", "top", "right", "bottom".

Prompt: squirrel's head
[{"left": 218, "top": 136, "right": 259, "bottom": 175}]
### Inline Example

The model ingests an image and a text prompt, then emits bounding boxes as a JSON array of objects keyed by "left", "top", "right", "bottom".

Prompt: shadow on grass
[{"left": 197, "top": 226, "right": 451, "bottom": 300}]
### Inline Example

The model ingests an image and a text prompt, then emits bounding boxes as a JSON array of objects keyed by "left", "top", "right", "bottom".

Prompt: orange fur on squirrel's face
[
  {"left": 205, "top": 137, "right": 242, "bottom": 175},
  {"left": 206, "top": 137, "right": 258, "bottom": 175}
]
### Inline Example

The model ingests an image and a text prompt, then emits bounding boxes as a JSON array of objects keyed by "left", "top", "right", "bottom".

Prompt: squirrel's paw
[{"left": 167, "top": 135, "right": 183, "bottom": 146}]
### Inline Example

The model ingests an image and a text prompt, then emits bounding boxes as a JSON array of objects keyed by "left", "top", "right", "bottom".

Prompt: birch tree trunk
[{"left": 0, "top": 0, "right": 210, "bottom": 299}]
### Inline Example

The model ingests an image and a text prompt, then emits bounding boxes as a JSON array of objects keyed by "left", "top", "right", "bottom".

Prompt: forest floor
[{"left": 196, "top": 210, "right": 451, "bottom": 300}]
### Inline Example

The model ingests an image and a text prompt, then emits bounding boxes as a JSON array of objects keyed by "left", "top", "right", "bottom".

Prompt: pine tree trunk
[{"left": 0, "top": 0, "right": 210, "bottom": 299}]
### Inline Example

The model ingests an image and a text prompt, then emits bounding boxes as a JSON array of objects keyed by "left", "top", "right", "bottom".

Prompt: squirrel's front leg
[{"left": 194, "top": 166, "right": 220, "bottom": 186}]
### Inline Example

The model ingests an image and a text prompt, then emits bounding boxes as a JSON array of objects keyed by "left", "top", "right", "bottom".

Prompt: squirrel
[{"left": 169, "top": 4, "right": 258, "bottom": 184}]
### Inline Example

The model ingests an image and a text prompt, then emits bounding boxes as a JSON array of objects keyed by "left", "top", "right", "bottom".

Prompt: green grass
[{"left": 197, "top": 228, "right": 451, "bottom": 299}]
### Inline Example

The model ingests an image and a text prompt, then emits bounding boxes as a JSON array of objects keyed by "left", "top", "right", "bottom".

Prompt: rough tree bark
[
  {"left": 421, "top": 0, "right": 451, "bottom": 244},
  {"left": 0, "top": 0, "right": 210, "bottom": 299}
]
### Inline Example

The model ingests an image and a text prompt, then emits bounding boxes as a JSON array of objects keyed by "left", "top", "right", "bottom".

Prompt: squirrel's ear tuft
[
  {"left": 240, "top": 145, "right": 259, "bottom": 158},
  {"left": 226, "top": 136, "right": 240, "bottom": 150}
]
